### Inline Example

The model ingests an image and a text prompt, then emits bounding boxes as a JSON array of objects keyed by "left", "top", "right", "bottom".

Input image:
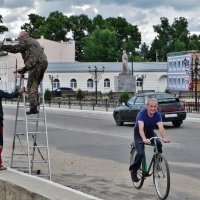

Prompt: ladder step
[
  {"left": 28, "top": 131, "right": 46, "bottom": 134},
  {"left": 31, "top": 160, "right": 49, "bottom": 163},
  {"left": 13, "top": 153, "right": 28, "bottom": 156},
  {"left": 27, "top": 118, "right": 44, "bottom": 122},
  {"left": 29, "top": 146, "right": 48, "bottom": 148},
  {"left": 16, "top": 133, "right": 25, "bottom": 136},
  {"left": 11, "top": 167, "right": 29, "bottom": 170},
  {"left": 34, "top": 174, "right": 51, "bottom": 178},
  {"left": 16, "top": 119, "right": 25, "bottom": 122}
]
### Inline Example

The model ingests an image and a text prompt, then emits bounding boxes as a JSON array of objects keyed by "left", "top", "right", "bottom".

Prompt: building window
[
  {"left": 53, "top": 78, "right": 60, "bottom": 89},
  {"left": 70, "top": 79, "right": 77, "bottom": 88},
  {"left": 104, "top": 78, "right": 110, "bottom": 88},
  {"left": 87, "top": 78, "right": 93, "bottom": 88},
  {"left": 136, "top": 78, "right": 143, "bottom": 87}
]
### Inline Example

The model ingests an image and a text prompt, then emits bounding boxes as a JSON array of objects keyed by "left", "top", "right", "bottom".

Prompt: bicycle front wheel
[
  {"left": 130, "top": 144, "right": 144, "bottom": 189},
  {"left": 153, "top": 154, "right": 170, "bottom": 200}
]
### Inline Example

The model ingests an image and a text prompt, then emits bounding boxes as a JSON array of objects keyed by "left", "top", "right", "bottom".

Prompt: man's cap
[{"left": 18, "top": 31, "right": 29, "bottom": 39}]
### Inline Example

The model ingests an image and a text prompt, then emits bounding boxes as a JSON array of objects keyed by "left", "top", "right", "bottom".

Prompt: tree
[
  {"left": 21, "top": 13, "right": 45, "bottom": 38},
  {"left": 188, "top": 34, "right": 200, "bottom": 50},
  {"left": 149, "top": 17, "right": 191, "bottom": 61},
  {"left": 43, "top": 11, "right": 70, "bottom": 41},
  {"left": 140, "top": 43, "right": 149, "bottom": 61},
  {"left": 174, "top": 40, "right": 186, "bottom": 52},
  {"left": 82, "top": 29, "right": 118, "bottom": 61},
  {"left": 20, "top": 12, "right": 141, "bottom": 62},
  {"left": 69, "top": 14, "right": 94, "bottom": 60},
  {"left": 0, "top": 15, "right": 8, "bottom": 35},
  {"left": 104, "top": 17, "right": 141, "bottom": 60}
]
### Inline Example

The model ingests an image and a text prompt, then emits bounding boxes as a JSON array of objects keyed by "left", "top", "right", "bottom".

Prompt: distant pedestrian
[
  {"left": 0, "top": 87, "right": 25, "bottom": 170},
  {"left": 0, "top": 31, "right": 48, "bottom": 114}
]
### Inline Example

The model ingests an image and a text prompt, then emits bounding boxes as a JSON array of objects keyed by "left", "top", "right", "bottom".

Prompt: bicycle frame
[{"left": 141, "top": 138, "right": 160, "bottom": 176}]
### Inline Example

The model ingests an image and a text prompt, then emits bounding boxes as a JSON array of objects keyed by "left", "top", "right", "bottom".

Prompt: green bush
[
  {"left": 44, "top": 89, "right": 52, "bottom": 100},
  {"left": 108, "top": 90, "right": 113, "bottom": 99},
  {"left": 76, "top": 89, "right": 85, "bottom": 100},
  {"left": 119, "top": 92, "right": 130, "bottom": 103}
]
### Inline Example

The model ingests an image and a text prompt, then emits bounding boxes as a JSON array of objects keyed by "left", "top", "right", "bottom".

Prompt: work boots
[{"left": 26, "top": 106, "right": 38, "bottom": 115}]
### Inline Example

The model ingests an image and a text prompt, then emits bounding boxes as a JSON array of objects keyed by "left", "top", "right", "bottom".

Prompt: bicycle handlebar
[
  {"left": 150, "top": 137, "right": 170, "bottom": 143},
  {"left": 139, "top": 137, "right": 170, "bottom": 144}
]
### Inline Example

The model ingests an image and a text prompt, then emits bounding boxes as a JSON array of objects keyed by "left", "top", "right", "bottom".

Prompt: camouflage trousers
[{"left": 27, "top": 62, "right": 47, "bottom": 109}]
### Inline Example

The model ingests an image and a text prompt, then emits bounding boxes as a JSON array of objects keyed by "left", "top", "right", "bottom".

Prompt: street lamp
[
  {"left": 137, "top": 74, "right": 146, "bottom": 93},
  {"left": 129, "top": 52, "right": 134, "bottom": 75},
  {"left": 88, "top": 66, "right": 105, "bottom": 104},
  {"left": 14, "top": 58, "right": 17, "bottom": 88},
  {"left": 49, "top": 75, "right": 56, "bottom": 93},
  {"left": 184, "top": 56, "right": 200, "bottom": 111}
]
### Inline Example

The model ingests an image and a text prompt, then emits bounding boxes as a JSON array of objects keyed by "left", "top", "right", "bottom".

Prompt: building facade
[
  {"left": 0, "top": 37, "right": 167, "bottom": 94},
  {"left": 167, "top": 51, "right": 200, "bottom": 94},
  {"left": 44, "top": 62, "right": 167, "bottom": 94}
]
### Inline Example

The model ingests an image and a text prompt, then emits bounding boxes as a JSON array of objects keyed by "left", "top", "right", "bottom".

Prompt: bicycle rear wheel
[
  {"left": 153, "top": 154, "right": 170, "bottom": 200},
  {"left": 130, "top": 144, "right": 144, "bottom": 189}
]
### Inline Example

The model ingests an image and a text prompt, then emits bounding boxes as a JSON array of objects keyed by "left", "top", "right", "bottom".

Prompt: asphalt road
[{"left": 3, "top": 105, "right": 200, "bottom": 200}]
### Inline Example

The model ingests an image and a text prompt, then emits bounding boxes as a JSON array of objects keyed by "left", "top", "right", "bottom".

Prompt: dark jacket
[{"left": 0, "top": 90, "right": 19, "bottom": 121}]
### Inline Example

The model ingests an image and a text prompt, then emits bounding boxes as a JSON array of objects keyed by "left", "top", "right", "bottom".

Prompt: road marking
[
  {"left": 47, "top": 123, "right": 132, "bottom": 139},
  {"left": 169, "top": 161, "right": 200, "bottom": 169},
  {"left": 185, "top": 117, "right": 200, "bottom": 122}
]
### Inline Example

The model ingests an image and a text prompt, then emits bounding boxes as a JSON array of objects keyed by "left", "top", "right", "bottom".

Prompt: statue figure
[{"left": 121, "top": 50, "right": 130, "bottom": 75}]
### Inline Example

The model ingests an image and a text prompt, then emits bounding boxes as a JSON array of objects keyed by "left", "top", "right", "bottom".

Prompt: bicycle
[{"left": 130, "top": 137, "right": 170, "bottom": 200}]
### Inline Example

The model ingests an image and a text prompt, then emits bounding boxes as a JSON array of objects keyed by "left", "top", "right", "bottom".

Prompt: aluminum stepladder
[{"left": 11, "top": 74, "right": 51, "bottom": 180}]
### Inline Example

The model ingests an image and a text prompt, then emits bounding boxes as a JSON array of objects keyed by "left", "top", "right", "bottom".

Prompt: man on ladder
[{"left": 0, "top": 31, "right": 48, "bottom": 114}]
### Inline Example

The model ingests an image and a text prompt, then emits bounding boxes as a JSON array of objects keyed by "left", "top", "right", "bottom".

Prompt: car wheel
[
  {"left": 114, "top": 113, "right": 124, "bottom": 126},
  {"left": 172, "top": 120, "right": 183, "bottom": 127}
]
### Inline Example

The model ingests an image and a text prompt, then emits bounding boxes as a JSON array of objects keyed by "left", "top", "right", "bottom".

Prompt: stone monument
[
  {"left": 120, "top": 50, "right": 130, "bottom": 75},
  {"left": 114, "top": 50, "right": 136, "bottom": 93}
]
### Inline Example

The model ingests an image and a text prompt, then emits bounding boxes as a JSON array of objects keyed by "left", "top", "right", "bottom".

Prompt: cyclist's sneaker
[
  {"left": 129, "top": 164, "right": 134, "bottom": 171},
  {"left": 131, "top": 172, "right": 139, "bottom": 182},
  {"left": 0, "top": 165, "right": 7, "bottom": 170}
]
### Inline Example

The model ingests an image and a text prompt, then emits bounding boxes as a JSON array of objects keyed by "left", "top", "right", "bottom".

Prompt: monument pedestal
[{"left": 114, "top": 75, "right": 136, "bottom": 93}]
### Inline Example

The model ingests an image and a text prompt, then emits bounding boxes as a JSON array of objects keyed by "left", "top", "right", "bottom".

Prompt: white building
[
  {"left": 167, "top": 51, "right": 200, "bottom": 94},
  {"left": 0, "top": 36, "right": 167, "bottom": 93},
  {"left": 44, "top": 62, "right": 167, "bottom": 94}
]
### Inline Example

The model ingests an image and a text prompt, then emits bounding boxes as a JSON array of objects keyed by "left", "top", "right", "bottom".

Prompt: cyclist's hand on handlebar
[
  {"left": 162, "top": 137, "right": 170, "bottom": 143},
  {"left": 143, "top": 138, "right": 151, "bottom": 144}
]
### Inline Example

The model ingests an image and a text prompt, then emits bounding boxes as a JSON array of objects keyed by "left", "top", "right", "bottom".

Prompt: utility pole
[{"left": 88, "top": 66, "right": 105, "bottom": 104}]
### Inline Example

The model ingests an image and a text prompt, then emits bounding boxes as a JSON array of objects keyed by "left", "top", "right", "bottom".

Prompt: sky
[{"left": 0, "top": 0, "right": 200, "bottom": 46}]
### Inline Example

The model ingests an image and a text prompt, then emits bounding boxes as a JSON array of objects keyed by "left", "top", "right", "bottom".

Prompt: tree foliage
[
  {"left": 21, "top": 12, "right": 141, "bottom": 61},
  {"left": 0, "top": 15, "right": 8, "bottom": 35},
  {"left": 149, "top": 16, "right": 200, "bottom": 61},
  {"left": 19, "top": 12, "right": 200, "bottom": 62},
  {"left": 82, "top": 29, "right": 119, "bottom": 61}
]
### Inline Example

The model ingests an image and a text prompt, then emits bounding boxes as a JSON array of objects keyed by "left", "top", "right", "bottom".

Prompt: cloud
[
  {"left": 2, "top": 0, "right": 34, "bottom": 8},
  {"left": 0, "top": 0, "right": 200, "bottom": 45}
]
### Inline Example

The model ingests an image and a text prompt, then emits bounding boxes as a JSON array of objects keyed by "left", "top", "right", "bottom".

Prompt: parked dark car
[
  {"left": 52, "top": 87, "right": 74, "bottom": 97},
  {"left": 113, "top": 92, "right": 187, "bottom": 127}
]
